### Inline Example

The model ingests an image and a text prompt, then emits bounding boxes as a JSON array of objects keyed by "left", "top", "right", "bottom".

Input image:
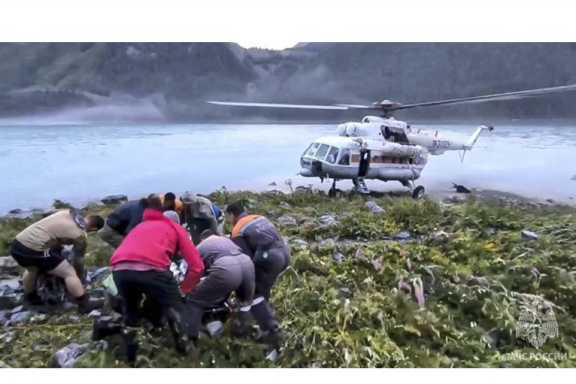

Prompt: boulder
[
  {"left": 394, "top": 231, "right": 412, "bottom": 241},
  {"left": 0, "top": 257, "right": 20, "bottom": 275},
  {"left": 318, "top": 238, "right": 336, "bottom": 250},
  {"left": 332, "top": 252, "right": 345, "bottom": 264},
  {"left": 365, "top": 201, "right": 385, "bottom": 214},
  {"left": 0, "top": 294, "right": 23, "bottom": 310},
  {"left": 277, "top": 215, "right": 298, "bottom": 227},
  {"left": 101, "top": 194, "right": 128, "bottom": 205},
  {"left": 8, "top": 310, "right": 33, "bottom": 325},
  {"left": 318, "top": 215, "right": 337, "bottom": 227}
]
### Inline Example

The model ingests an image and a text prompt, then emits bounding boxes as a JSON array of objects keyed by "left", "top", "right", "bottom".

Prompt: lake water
[{"left": 0, "top": 120, "right": 575, "bottom": 214}]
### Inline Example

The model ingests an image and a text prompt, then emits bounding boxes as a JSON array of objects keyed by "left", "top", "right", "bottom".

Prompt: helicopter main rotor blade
[
  {"left": 207, "top": 101, "right": 350, "bottom": 110},
  {"left": 392, "top": 83, "right": 576, "bottom": 111}
]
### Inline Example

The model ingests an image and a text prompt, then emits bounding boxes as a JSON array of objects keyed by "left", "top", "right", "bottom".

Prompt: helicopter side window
[
  {"left": 305, "top": 143, "right": 320, "bottom": 157},
  {"left": 315, "top": 144, "right": 330, "bottom": 160},
  {"left": 326, "top": 146, "right": 339, "bottom": 164}
]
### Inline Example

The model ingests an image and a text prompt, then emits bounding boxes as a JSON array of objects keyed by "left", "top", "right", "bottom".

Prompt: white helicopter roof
[{"left": 313, "top": 135, "right": 388, "bottom": 150}]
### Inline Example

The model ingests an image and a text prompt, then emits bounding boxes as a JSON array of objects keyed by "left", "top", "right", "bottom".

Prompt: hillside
[{"left": 1, "top": 43, "right": 576, "bottom": 122}]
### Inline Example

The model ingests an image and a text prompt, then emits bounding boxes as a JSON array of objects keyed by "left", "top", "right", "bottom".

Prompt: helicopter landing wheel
[{"left": 412, "top": 185, "right": 425, "bottom": 200}]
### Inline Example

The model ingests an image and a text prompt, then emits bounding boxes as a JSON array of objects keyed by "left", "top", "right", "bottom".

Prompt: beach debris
[
  {"left": 365, "top": 200, "right": 385, "bottom": 214},
  {"left": 521, "top": 230, "right": 539, "bottom": 241},
  {"left": 101, "top": 194, "right": 128, "bottom": 205}
]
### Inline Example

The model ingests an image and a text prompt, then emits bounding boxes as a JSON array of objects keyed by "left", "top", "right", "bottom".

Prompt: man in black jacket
[{"left": 98, "top": 197, "right": 149, "bottom": 248}]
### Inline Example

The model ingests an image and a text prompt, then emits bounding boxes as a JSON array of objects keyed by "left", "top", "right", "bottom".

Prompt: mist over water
[{"left": 0, "top": 121, "right": 575, "bottom": 214}]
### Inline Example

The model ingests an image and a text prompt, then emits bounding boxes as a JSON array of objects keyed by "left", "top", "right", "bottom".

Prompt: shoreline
[{"left": 3, "top": 184, "right": 574, "bottom": 220}]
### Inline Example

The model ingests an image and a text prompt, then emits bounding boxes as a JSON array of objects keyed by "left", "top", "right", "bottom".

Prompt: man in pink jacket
[{"left": 111, "top": 197, "right": 204, "bottom": 354}]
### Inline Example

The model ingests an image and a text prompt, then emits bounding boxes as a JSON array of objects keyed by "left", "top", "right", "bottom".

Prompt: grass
[{"left": 1, "top": 191, "right": 575, "bottom": 367}]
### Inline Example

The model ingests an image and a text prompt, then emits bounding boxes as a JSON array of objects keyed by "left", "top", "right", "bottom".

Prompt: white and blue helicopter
[{"left": 209, "top": 84, "right": 576, "bottom": 198}]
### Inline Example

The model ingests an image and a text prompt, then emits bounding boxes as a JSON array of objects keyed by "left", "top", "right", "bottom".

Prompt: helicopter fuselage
[{"left": 299, "top": 135, "right": 428, "bottom": 182}]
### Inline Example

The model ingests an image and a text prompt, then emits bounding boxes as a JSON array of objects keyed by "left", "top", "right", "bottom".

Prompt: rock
[
  {"left": 521, "top": 230, "right": 539, "bottom": 241},
  {"left": 50, "top": 343, "right": 89, "bottom": 368},
  {"left": 319, "top": 238, "right": 337, "bottom": 250},
  {"left": 0, "top": 257, "right": 20, "bottom": 275},
  {"left": 277, "top": 215, "right": 298, "bottom": 227},
  {"left": 101, "top": 194, "right": 128, "bottom": 205},
  {"left": 484, "top": 227, "right": 497, "bottom": 237},
  {"left": 0, "top": 310, "right": 9, "bottom": 326},
  {"left": 30, "top": 313, "right": 47, "bottom": 323},
  {"left": 371, "top": 257, "right": 384, "bottom": 272},
  {"left": 430, "top": 230, "right": 450, "bottom": 242},
  {"left": 365, "top": 201, "right": 385, "bottom": 214},
  {"left": 290, "top": 239, "right": 308, "bottom": 250},
  {"left": 279, "top": 202, "right": 292, "bottom": 209},
  {"left": 0, "top": 294, "right": 23, "bottom": 310},
  {"left": 443, "top": 194, "right": 466, "bottom": 204},
  {"left": 0, "top": 279, "right": 21, "bottom": 293},
  {"left": 8, "top": 310, "right": 33, "bottom": 325},
  {"left": 394, "top": 231, "right": 412, "bottom": 241},
  {"left": 318, "top": 214, "right": 337, "bottom": 227},
  {"left": 338, "top": 287, "right": 353, "bottom": 299},
  {"left": 332, "top": 252, "right": 345, "bottom": 264},
  {"left": 205, "top": 320, "right": 225, "bottom": 337}
]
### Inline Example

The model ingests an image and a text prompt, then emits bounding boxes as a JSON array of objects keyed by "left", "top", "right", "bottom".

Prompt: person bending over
[
  {"left": 110, "top": 197, "right": 204, "bottom": 354},
  {"left": 226, "top": 201, "right": 291, "bottom": 351},
  {"left": 10, "top": 208, "right": 104, "bottom": 313}
]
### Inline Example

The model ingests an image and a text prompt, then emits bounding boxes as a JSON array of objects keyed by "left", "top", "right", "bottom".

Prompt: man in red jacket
[{"left": 111, "top": 197, "right": 204, "bottom": 354}]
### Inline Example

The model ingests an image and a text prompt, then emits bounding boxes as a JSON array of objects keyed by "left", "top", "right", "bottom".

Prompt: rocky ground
[{"left": 1, "top": 188, "right": 575, "bottom": 368}]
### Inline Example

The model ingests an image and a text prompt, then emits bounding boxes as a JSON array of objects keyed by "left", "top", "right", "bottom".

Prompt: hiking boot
[
  {"left": 76, "top": 294, "right": 104, "bottom": 315},
  {"left": 23, "top": 292, "right": 44, "bottom": 308},
  {"left": 122, "top": 327, "right": 139, "bottom": 367},
  {"left": 166, "top": 308, "right": 193, "bottom": 355},
  {"left": 258, "top": 328, "right": 283, "bottom": 351},
  {"left": 92, "top": 316, "right": 123, "bottom": 341},
  {"left": 230, "top": 311, "right": 253, "bottom": 338}
]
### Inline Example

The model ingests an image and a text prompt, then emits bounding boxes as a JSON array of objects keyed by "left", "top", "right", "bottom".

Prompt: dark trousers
[
  {"left": 251, "top": 245, "right": 290, "bottom": 333},
  {"left": 113, "top": 270, "right": 183, "bottom": 327},
  {"left": 185, "top": 255, "right": 255, "bottom": 338}
]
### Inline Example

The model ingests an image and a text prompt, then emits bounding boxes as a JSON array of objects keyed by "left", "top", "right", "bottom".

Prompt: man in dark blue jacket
[{"left": 98, "top": 197, "right": 149, "bottom": 248}]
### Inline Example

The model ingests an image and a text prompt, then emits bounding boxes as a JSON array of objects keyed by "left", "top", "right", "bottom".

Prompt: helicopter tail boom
[{"left": 464, "top": 125, "right": 493, "bottom": 150}]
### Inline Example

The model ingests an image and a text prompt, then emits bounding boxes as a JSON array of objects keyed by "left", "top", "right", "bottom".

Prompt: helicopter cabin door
[{"left": 358, "top": 149, "right": 370, "bottom": 177}]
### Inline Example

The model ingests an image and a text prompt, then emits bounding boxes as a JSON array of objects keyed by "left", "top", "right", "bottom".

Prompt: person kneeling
[
  {"left": 110, "top": 197, "right": 204, "bottom": 355},
  {"left": 184, "top": 230, "right": 255, "bottom": 341},
  {"left": 10, "top": 208, "right": 104, "bottom": 313}
]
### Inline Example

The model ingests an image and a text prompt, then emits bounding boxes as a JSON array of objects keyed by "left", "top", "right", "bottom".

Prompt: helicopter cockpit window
[
  {"left": 305, "top": 143, "right": 320, "bottom": 158},
  {"left": 326, "top": 146, "right": 339, "bottom": 164},
  {"left": 315, "top": 144, "right": 330, "bottom": 160},
  {"left": 338, "top": 149, "right": 350, "bottom": 165}
]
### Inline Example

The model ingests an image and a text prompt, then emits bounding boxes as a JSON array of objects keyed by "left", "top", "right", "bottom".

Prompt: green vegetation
[{"left": 1, "top": 191, "right": 575, "bottom": 367}]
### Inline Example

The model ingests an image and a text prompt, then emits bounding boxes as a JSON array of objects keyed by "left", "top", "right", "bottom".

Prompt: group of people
[{"left": 8, "top": 191, "right": 291, "bottom": 357}]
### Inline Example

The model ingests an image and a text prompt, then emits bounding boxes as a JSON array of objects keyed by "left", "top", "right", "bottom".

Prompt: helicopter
[{"left": 208, "top": 83, "right": 576, "bottom": 198}]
